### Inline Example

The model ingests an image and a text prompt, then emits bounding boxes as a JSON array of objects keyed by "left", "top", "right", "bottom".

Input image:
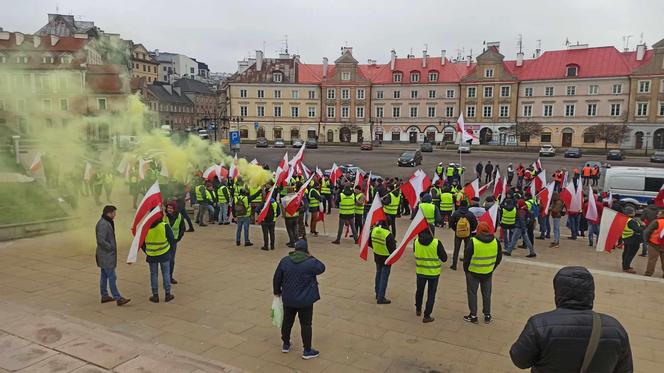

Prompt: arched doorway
[
  {"left": 443, "top": 126, "right": 455, "bottom": 143},
  {"left": 561, "top": 127, "right": 574, "bottom": 147},
  {"left": 374, "top": 126, "right": 384, "bottom": 142},
  {"left": 340, "top": 127, "right": 351, "bottom": 143},
  {"left": 407, "top": 126, "right": 419, "bottom": 143},
  {"left": 634, "top": 131, "right": 643, "bottom": 149},
  {"left": 273, "top": 127, "right": 282, "bottom": 139},
  {"left": 327, "top": 130, "right": 334, "bottom": 143},
  {"left": 290, "top": 128, "right": 299, "bottom": 140},
  {"left": 391, "top": 128, "right": 401, "bottom": 142},
  {"left": 256, "top": 127, "right": 265, "bottom": 138},
  {"left": 654, "top": 129, "right": 664, "bottom": 150},
  {"left": 425, "top": 126, "right": 437, "bottom": 143},
  {"left": 357, "top": 129, "right": 363, "bottom": 143},
  {"left": 498, "top": 127, "right": 509, "bottom": 145},
  {"left": 307, "top": 128, "right": 317, "bottom": 140},
  {"left": 479, "top": 127, "right": 493, "bottom": 145}
]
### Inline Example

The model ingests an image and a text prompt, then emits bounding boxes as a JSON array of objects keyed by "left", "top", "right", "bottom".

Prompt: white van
[{"left": 603, "top": 167, "right": 664, "bottom": 208}]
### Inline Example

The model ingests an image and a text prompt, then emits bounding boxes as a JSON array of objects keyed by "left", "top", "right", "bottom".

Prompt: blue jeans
[
  {"left": 236, "top": 217, "right": 250, "bottom": 243},
  {"left": 149, "top": 261, "right": 171, "bottom": 295},
  {"left": 218, "top": 203, "right": 228, "bottom": 223},
  {"left": 502, "top": 227, "right": 513, "bottom": 249},
  {"left": 567, "top": 215, "right": 579, "bottom": 238},
  {"left": 538, "top": 215, "right": 550, "bottom": 238},
  {"left": 100, "top": 268, "right": 121, "bottom": 299},
  {"left": 507, "top": 228, "right": 534, "bottom": 255},
  {"left": 552, "top": 218, "right": 561, "bottom": 243},
  {"left": 375, "top": 263, "right": 391, "bottom": 300},
  {"left": 588, "top": 223, "right": 599, "bottom": 245}
]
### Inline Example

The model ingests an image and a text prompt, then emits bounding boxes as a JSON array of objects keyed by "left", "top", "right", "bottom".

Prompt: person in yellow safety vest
[
  {"left": 381, "top": 187, "right": 401, "bottom": 236},
  {"left": 499, "top": 198, "right": 517, "bottom": 251},
  {"left": 163, "top": 201, "right": 185, "bottom": 284},
  {"left": 412, "top": 194, "right": 440, "bottom": 234},
  {"left": 446, "top": 163, "right": 456, "bottom": 184},
  {"left": 435, "top": 162, "right": 445, "bottom": 179},
  {"left": 142, "top": 218, "right": 175, "bottom": 303},
  {"left": 308, "top": 181, "right": 321, "bottom": 236},
  {"left": 216, "top": 180, "right": 231, "bottom": 225},
  {"left": 332, "top": 185, "right": 358, "bottom": 244},
  {"left": 439, "top": 186, "right": 456, "bottom": 228},
  {"left": 249, "top": 185, "right": 264, "bottom": 224},
  {"left": 368, "top": 220, "right": 397, "bottom": 304},
  {"left": 233, "top": 188, "right": 253, "bottom": 247},
  {"left": 364, "top": 180, "right": 377, "bottom": 220},
  {"left": 353, "top": 185, "right": 366, "bottom": 234},
  {"left": 413, "top": 229, "right": 447, "bottom": 323},
  {"left": 463, "top": 221, "right": 502, "bottom": 324},
  {"left": 643, "top": 209, "right": 664, "bottom": 276},
  {"left": 456, "top": 165, "right": 464, "bottom": 183},
  {"left": 320, "top": 176, "right": 332, "bottom": 214},
  {"left": 259, "top": 195, "right": 280, "bottom": 251},
  {"left": 282, "top": 190, "right": 301, "bottom": 248},
  {"left": 430, "top": 184, "right": 442, "bottom": 227},
  {"left": 620, "top": 206, "right": 643, "bottom": 273},
  {"left": 195, "top": 181, "right": 214, "bottom": 227}
]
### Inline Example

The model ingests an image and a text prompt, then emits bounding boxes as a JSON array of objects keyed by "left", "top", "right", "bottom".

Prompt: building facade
[
  {"left": 145, "top": 83, "right": 195, "bottom": 131},
  {"left": 152, "top": 51, "right": 199, "bottom": 83},
  {"left": 131, "top": 43, "right": 159, "bottom": 83}
]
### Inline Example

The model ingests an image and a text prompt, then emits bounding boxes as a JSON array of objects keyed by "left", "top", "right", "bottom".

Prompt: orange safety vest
[
  {"left": 648, "top": 219, "right": 664, "bottom": 245},
  {"left": 582, "top": 166, "right": 591, "bottom": 177}
]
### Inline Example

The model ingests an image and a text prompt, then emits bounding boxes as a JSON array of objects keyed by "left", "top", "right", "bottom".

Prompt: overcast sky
[{"left": 2, "top": 0, "right": 663, "bottom": 72}]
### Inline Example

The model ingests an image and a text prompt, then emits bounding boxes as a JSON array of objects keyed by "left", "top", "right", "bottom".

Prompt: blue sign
[
  {"left": 254, "top": 122, "right": 259, "bottom": 130},
  {"left": 229, "top": 131, "right": 240, "bottom": 145}
]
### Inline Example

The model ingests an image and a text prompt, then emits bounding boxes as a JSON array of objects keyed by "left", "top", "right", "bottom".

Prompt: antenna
[
  {"left": 281, "top": 34, "right": 289, "bottom": 54},
  {"left": 262, "top": 40, "right": 266, "bottom": 53},
  {"left": 639, "top": 32, "right": 644, "bottom": 44},
  {"left": 424, "top": 43, "right": 428, "bottom": 52},
  {"left": 622, "top": 35, "right": 633, "bottom": 51},
  {"left": 565, "top": 37, "right": 570, "bottom": 47},
  {"left": 517, "top": 34, "right": 523, "bottom": 53}
]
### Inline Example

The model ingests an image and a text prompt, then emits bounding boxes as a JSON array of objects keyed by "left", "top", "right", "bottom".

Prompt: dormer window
[
  {"left": 484, "top": 68, "right": 494, "bottom": 78},
  {"left": 60, "top": 54, "right": 72, "bottom": 64},
  {"left": 566, "top": 64, "right": 579, "bottom": 77},
  {"left": 393, "top": 73, "right": 402, "bottom": 83},
  {"left": 428, "top": 71, "right": 438, "bottom": 82},
  {"left": 410, "top": 72, "right": 420, "bottom": 82},
  {"left": 272, "top": 72, "right": 283, "bottom": 82},
  {"left": 341, "top": 72, "right": 351, "bottom": 81},
  {"left": 16, "top": 55, "right": 28, "bottom": 64},
  {"left": 42, "top": 54, "right": 54, "bottom": 64}
]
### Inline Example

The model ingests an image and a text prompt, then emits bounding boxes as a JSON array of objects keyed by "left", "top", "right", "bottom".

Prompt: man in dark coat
[
  {"left": 273, "top": 240, "right": 326, "bottom": 360},
  {"left": 484, "top": 161, "right": 494, "bottom": 185},
  {"left": 95, "top": 205, "right": 130, "bottom": 306},
  {"left": 509, "top": 266, "right": 632, "bottom": 373}
]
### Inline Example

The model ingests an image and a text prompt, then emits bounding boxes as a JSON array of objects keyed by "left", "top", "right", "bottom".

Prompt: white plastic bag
[{"left": 271, "top": 296, "right": 283, "bottom": 328}]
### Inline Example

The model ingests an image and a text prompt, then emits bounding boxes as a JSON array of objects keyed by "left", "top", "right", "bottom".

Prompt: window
[
  {"left": 543, "top": 104, "right": 553, "bottom": 117},
  {"left": 610, "top": 103, "right": 621, "bottom": 117},
  {"left": 587, "top": 104, "right": 597, "bottom": 116},
  {"left": 376, "top": 107, "right": 384, "bottom": 118},
  {"left": 240, "top": 129, "right": 248, "bottom": 138},
  {"left": 411, "top": 90, "right": 418, "bottom": 99},
  {"left": 638, "top": 80, "right": 650, "bottom": 93},
  {"left": 484, "top": 68, "right": 494, "bottom": 78},
  {"left": 376, "top": 90, "right": 384, "bottom": 99},
  {"left": 522, "top": 105, "right": 533, "bottom": 117},
  {"left": 428, "top": 72, "right": 438, "bottom": 82},
  {"left": 356, "top": 106, "right": 364, "bottom": 118},
  {"left": 393, "top": 107, "right": 401, "bottom": 118},
  {"left": 446, "top": 89, "right": 455, "bottom": 98},
  {"left": 97, "top": 98, "right": 107, "bottom": 111},
  {"left": 257, "top": 89, "right": 264, "bottom": 98},
  {"left": 42, "top": 99, "right": 51, "bottom": 111},
  {"left": 274, "top": 90, "right": 281, "bottom": 98},
  {"left": 240, "top": 106, "right": 248, "bottom": 116},
  {"left": 190, "top": 67, "right": 195, "bottom": 74},
  {"left": 484, "top": 86, "right": 493, "bottom": 98},
  {"left": 467, "top": 87, "right": 476, "bottom": 98},
  {"left": 341, "top": 106, "right": 350, "bottom": 118},
  {"left": 645, "top": 177, "right": 664, "bottom": 192},
  {"left": 341, "top": 72, "right": 351, "bottom": 81},
  {"left": 566, "top": 86, "right": 576, "bottom": 96},
  {"left": 327, "top": 89, "right": 335, "bottom": 99},
  {"left": 466, "top": 105, "right": 476, "bottom": 117},
  {"left": 410, "top": 72, "right": 420, "bottom": 82},
  {"left": 60, "top": 99, "right": 68, "bottom": 111},
  {"left": 357, "top": 89, "right": 365, "bottom": 99},
  {"left": 410, "top": 107, "right": 418, "bottom": 117},
  {"left": 393, "top": 73, "right": 402, "bottom": 83},
  {"left": 308, "top": 90, "right": 316, "bottom": 99},
  {"left": 272, "top": 73, "right": 282, "bottom": 82},
  {"left": 636, "top": 102, "right": 648, "bottom": 116},
  {"left": 393, "top": 91, "right": 400, "bottom": 99},
  {"left": 256, "top": 106, "right": 265, "bottom": 116},
  {"left": 15, "top": 55, "right": 27, "bottom": 64},
  {"left": 239, "top": 89, "right": 247, "bottom": 98},
  {"left": 524, "top": 87, "right": 533, "bottom": 97},
  {"left": 500, "top": 86, "right": 510, "bottom": 97},
  {"left": 341, "top": 89, "right": 349, "bottom": 99},
  {"left": 566, "top": 65, "right": 578, "bottom": 77},
  {"left": 659, "top": 102, "right": 664, "bottom": 117},
  {"left": 541, "top": 132, "right": 552, "bottom": 143},
  {"left": 274, "top": 106, "right": 282, "bottom": 117},
  {"left": 545, "top": 86, "right": 554, "bottom": 96},
  {"left": 428, "top": 90, "right": 436, "bottom": 98},
  {"left": 661, "top": 80, "right": 664, "bottom": 93},
  {"left": 584, "top": 132, "right": 596, "bottom": 143},
  {"left": 499, "top": 105, "right": 509, "bottom": 117},
  {"left": 327, "top": 106, "right": 335, "bottom": 118},
  {"left": 60, "top": 54, "right": 71, "bottom": 64},
  {"left": 42, "top": 55, "right": 54, "bottom": 64},
  {"left": 589, "top": 85, "right": 599, "bottom": 95},
  {"left": 291, "top": 90, "right": 299, "bottom": 99},
  {"left": 565, "top": 104, "right": 575, "bottom": 117},
  {"left": 0, "top": 54, "right": 5, "bottom": 63},
  {"left": 428, "top": 107, "right": 436, "bottom": 117},
  {"left": 483, "top": 105, "right": 492, "bottom": 118},
  {"left": 289, "top": 106, "right": 298, "bottom": 117},
  {"left": 612, "top": 84, "right": 622, "bottom": 94},
  {"left": 308, "top": 106, "right": 316, "bottom": 118},
  {"left": 445, "top": 106, "right": 454, "bottom": 117}
]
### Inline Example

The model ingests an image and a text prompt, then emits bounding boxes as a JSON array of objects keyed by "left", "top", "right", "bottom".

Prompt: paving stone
[
  {"left": 0, "top": 344, "right": 56, "bottom": 371},
  {"left": 0, "top": 334, "right": 31, "bottom": 355},
  {"left": 4, "top": 317, "right": 81, "bottom": 348},
  {"left": 69, "top": 365, "right": 112, "bottom": 373},
  {"left": 114, "top": 356, "right": 197, "bottom": 373},
  {"left": 56, "top": 338, "right": 137, "bottom": 370},
  {"left": 20, "top": 353, "right": 86, "bottom": 373}
]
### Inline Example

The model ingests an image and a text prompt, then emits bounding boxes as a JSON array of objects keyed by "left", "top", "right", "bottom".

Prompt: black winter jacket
[{"left": 509, "top": 266, "right": 632, "bottom": 373}]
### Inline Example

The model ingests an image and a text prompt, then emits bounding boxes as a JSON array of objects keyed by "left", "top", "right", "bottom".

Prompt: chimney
[
  {"left": 33, "top": 35, "right": 41, "bottom": 48},
  {"left": 50, "top": 35, "right": 59, "bottom": 46},
  {"left": 15, "top": 32, "right": 24, "bottom": 46},
  {"left": 390, "top": 49, "right": 396, "bottom": 70},
  {"left": 516, "top": 51, "right": 524, "bottom": 67},
  {"left": 441, "top": 50, "right": 446, "bottom": 65},
  {"left": 466, "top": 54, "right": 472, "bottom": 67},
  {"left": 636, "top": 43, "right": 646, "bottom": 61},
  {"left": 322, "top": 57, "right": 329, "bottom": 78},
  {"left": 256, "top": 50, "right": 264, "bottom": 71},
  {"left": 154, "top": 49, "right": 160, "bottom": 57},
  {"left": 422, "top": 50, "right": 427, "bottom": 68},
  {"left": 0, "top": 31, "right": 9, "bottom": 40}
]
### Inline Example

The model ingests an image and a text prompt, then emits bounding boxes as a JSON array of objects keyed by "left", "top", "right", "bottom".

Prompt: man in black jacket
[
  {"left": 449, "top": 200, "right": 478, "bottom": 270},
  {"left": 509, "top": 266, "right": 632, "bottom": 373}
]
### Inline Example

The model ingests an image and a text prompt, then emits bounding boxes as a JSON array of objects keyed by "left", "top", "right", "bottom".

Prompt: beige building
[{"left": 131, "top": 43, "right": 159, "bottom": 83}]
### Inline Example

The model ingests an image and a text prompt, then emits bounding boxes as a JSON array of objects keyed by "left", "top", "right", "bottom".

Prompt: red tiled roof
[
  {"left": 621, "top": 50, "right": 654, "bottom": 71},
  {"left": 0, "top": 33, "right": 88, "bottom": 52},
  {"left": 297, "top": 63, "right": 376, "bottom": 83},
  {"left": 515, "top": 46, "right": 632, "bottom": 80},
  {"left": 86, "top": 64, "right": 125, "bottom": 94},
  {"left": 373, "top": 57, "right": 463, "bottom": 83}
]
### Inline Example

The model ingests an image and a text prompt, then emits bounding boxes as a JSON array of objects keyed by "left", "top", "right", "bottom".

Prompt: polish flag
[
  {"left": 532, "top": 158, "right": 543, "bottom": 172},
  {"left": 537, "top": 181, "right": 556, "bottom": 215},
  {"left": 359, "top": 194, "right": 387, "bottom": 260},
  {"left": 431, "top": 172, "right": 441, "bottom": 186},
  {"left": 30, "top": 153, "right": 42, "bottom": 172},
  {"left": 479, "top": 179, "right": 493, "bottom": 196},
  {"left": 315, "top": 166, "right": 324, "bottom": 180},
  {"left": 302, "top": 164, "right": 312, "bottom": 179},
  {"left": 463, "top": 178, "right": 480, "bottom": 201},
  {"left": 289, "top": 142, "right": 306, "bottom": 174},
  {"left": 250, "top": 158, "right": 259, "bottom": 165},
  {"left": 534, "top": 169, "right": 546, "bottom": 192},
  {"left": 256, "top": 183, "right": 277, "bottom": 224},
  {"left": 218, "top": 164, "right": 229, "bottom": 179},
  {"left": 655, "top": 184, "right": 664, "bottom": 208},
  {"left": 492, "top": 170, "right": 502, "bottom": 196},
  {"left": 354, "top": 171, "right": 365, "bottom": 189},
  {"left": 283, "top": 175, "right": 314, "bottom": 215},
  {"left": 229, "top": 154, "right": 239, "bottom": 180},
  {"left": 562, "top": 171, "right": 568, "bottom": 188},
  {"left": 284, "top": 166, "right": 295, "bottom": 186},
  {"left": 605, "top": 191, "right": 613, "bottom": 207},
  {"left": 385, "top": 209, "right": 430, "bottom": 266},
  {"left": 560, "top": 181, "right": 582, "bottom": 212},
  {"left": 596, "top": 208, "right": 629, "bottom": 253},
  {"left": 83, "top": 161, "right": 94, "bottom": 181},
  {"left": 329, "top": 163, "right": 342, "bottom": 185},
  {"left": 202, "top": 164, "right": 218, "bottom": 181},
  {"left": 478, "top": 203, "right": 499, "bottom": 234},
  {"left": 275, "top": 153, "right": 289, "bottom": 186},
  {"left": 455, "top": 113, "right": 478, "bottom": 143},
  {"left": 364, "top": 171, "right": 372, "bottom": 200},
  {"left": 586, "top": 186, "right": 598, "bottom": 223},
  {"left": 401, "top": 170, "right": 432, "bottom": 209},
  {"left": 127, "top": 181, "right": 163, "bottom": 263}
]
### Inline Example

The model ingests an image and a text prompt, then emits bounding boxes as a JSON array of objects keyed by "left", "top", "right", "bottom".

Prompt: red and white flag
[
  {"left": 478, "top": 203, "right": 499, "bottom": 234},
  {"left": 586, "top": 186, "right": 598, "bottom": 223},
  {"left": 127, "top": 181, "right": 163, "bottom": 263},
  {"left": 30, "top": 153, "right": 42, "bottom": 172},
  {"left": 455, "top": 113, "right": 477, "bottom": 143},
  {"left": 479, "top": 179, "right": 493, "bottom": 196},
  {"left": 596, "top": 208, "right": 628, "bottom": 253},
  {"left": 537, "top": 181, "right": 556, "bottom": 215},
  {"left": 364, "top": 171, "right": 372, "bottom": 200},
  {"left": 401, "top": 169, "right": 432, "bottom": 209},
  {"left": 229, "top": 154, "right": 239, "bottom": 180},
  {"left": 359, "top": 194, "right": 387, "bottom": 260},
  {"left": 534, "top": 169, "right": 546, "bottom": 192},
  {"left": 492, "top": 170, "right": 502, "bottom": 196},
  {"left": 385, "top": 209, "right": 430, "bottom": 266},
  {"left": 560, "top": 181, "right": 582, "bottom": 212},
  {"left": 256, "top": 183, "right": 277, "bottom": 224},
  {"left": 202, "top": 164, "right": 218, "bottom": 181},
  {"left": 83, "top": 161, "right": 94, "bottom": 181},
  {"left": 463, "top": 178, "right": 480, "bottom": 201},
  {"left": 329, "top": 163, "right": 342, "bottom": 185},
  {"left": 562, "top": 171, "right": 568, "bottom": 187},
  {"left": 315, "top": 166, "right": 324, "bottom": 180},
  {"left": 532, "top": 158, "right": 543, "bottom": 172},
  {"left": 250, "top": 158, "right": 259, "bottom": 165},
  {"left": 289, "top": 142, "right": 306, "bottom": 175},
  {"left": 275, "top": 153, "right": 289, "bottom": 186},
  {"left": 354, "top": 170, "right": 365, "bottom": 189},
  {"left": 655, "top": 185, "right": 664, "bottom": 208},
  {"left": 283, "top": 175, "right": 314, "bottom": 215},
  {"left": 302, "top": 164, "right": 312, "bottom": 179}
]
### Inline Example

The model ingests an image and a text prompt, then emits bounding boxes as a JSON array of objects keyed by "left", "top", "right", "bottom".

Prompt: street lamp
[{"left": 645, "top": 131, "right": 651, "bottom": 156}]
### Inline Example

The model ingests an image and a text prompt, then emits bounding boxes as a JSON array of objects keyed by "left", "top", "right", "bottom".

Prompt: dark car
[
  {"left": 397, "top": 151, "right": 422, "bottom": 167},
  {"left": 651, "top": 151, "right": 664, "bottom": 163},
  {"left": 255, "top": 137, "right": 268, "bottom": 148},
  {"left": 564, "top": 147, "right": 582, "bottom": 158},
  {"left": 292, "top": 138, "right": 304, "bottom": 148},
  {"left": 420, "top": 142, "right": 433, "bottom": 152},
  {"left": 305, "top": 138, "right": 318, "bottom": 149},
  {"left": 606, "top": 149, "right": 625, "bottom": 160},
  {"left": 360, "top": 141, "right": 373, "bottom": 151}
]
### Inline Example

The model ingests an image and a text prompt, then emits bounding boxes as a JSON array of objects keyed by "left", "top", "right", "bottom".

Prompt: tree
[
  {"left": 584, "top": 123, "right": 632, "bottom": 150},
  {"left": 510, "top": 121, "right": 542, "bottom": 149}
]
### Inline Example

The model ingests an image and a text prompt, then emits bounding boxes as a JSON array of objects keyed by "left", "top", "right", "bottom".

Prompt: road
[{"left": 236, "top": 145, "right": 653, "bottom": 180}]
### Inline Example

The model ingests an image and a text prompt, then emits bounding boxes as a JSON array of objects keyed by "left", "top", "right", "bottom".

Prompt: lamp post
[{"left": 645, "top": 131, "right": 651, "bottom": 156}]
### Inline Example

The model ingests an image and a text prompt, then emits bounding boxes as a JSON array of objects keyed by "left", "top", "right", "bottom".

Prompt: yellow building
[{"left": 131, "top": 43, "right": 159, "bottom": 83}]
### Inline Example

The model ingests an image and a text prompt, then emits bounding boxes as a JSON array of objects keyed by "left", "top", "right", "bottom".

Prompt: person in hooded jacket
[
  {"left": 509, "top": 266, "right": 632, "bottom": 373},
  {"left": 449, "top": 200, "right": 478, "bottom": 270},
  {"left": 273, "top": 240, "right": 326, "bottom": 360},
  {"left": 463, "top": 222, "right": 502, "bottom": 324},
  {"left": 412, "top": 229, "right": 447, "bottom": 323},
  {"left": 163, "top": 201, "right": 185, "bottom": 284},
  {"left": 504, "top": 200, "right": 536, "bottom": 258}
]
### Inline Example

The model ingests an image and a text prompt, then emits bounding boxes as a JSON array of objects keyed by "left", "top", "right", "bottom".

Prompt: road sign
[{"left": 229, "top": 131, "right": 240, "bottom": 145}]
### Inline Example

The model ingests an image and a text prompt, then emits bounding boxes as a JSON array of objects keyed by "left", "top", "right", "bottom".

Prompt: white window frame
[
  {"left": 484, "top": 68, "right": 494, "bottom": 78},
  {"left": 256, "top": 106, "right": 265, "bottom": 117},
  {"left": 376, "top": 90, "right": 384, "bottom": 99},
  {"left": 308, "top": 90, "right": 316, "bottom": 99},
  {"left": 356, "top": 106, "right": 364, "bottom": 118},
  {"left": 543, "top": 104, "right": 553, "bottom": 117},
  {"left": 566, "top": 86, "right": 576, "bottom": 96},
  {"left": 411, "top": 90, "right": 418, "bottom": 99},
  {"left": 524, "top": 87, "right": 533, "bottom": 97},
  {"left": 499, "top": 105, "right": 509, "bottom": 117},
  {"left": 327, "top": 106, "right": 335, "bottom": 118},
  {"left": 610, "top": 103, "right": 621, "bottom": 117},
  {"left": 308, "top": 106, "right": 316, "bottom": 118},
  {"left": 446, "top": 89, "right": 455, "bottom": 98},
  {"left": 393, "top": 91, "right": 400, "bottom": 99},
  {"left": 428, "top": 72, "right": 438, "bottom": 82},
  {"left": 500, "top": 86, "right": 510, "bottom": 97},
  {"left": 272, "top": 73, "right": 282, "bottom": 82},
  {"left": 376, "top": 107, "right": 384, "bottom": 118},
  {"left": 341, "top": 106, "right": 350, "bottom": 118},
  {"left": 239, "top": 89, "right": 247, "bottom": 98},
  {"left": 291, "top": 90, "right": 299, "bottom": 99},
  {"left": 484, "top": 86, "right": 493, "bottom": 98},
  {"left": 638, "top": 80, "right": 651, "bottom": 93},
  {"left": 445, "top": 106, "right": 454, "bottom": 117},
  {"left": 612, "top": 84, "right": 622, "bottom": 94},
  {"left": 239, "top": 105, "right": 248, "bottom": 116},
  {"left": 410, "top": 106, "right": 418, "bottom": 118},
  {"left": 341, "top": 71, "right": 351, "bottom": 81},
  {"left": 522, "top": 105, "right": 532, "bottom": 117},
  {"left": 327, "top": 89, "right": 335, "bottom": 99},
  {"left": 97, "top": 98, "right": 107, "bottom": 111},
  {"left": 427, "top": 106, "right": 436, "bottom": 117},
  {"left": 356, "top": 89, "right": 365, "bottom": 99},
  {"left": 257, "top": 89, "right": 264, "bottom": 98},
  {"left": 545, "top": 86, "right": 554, "bottom": 96},
  {"left": 466, "top": 105, "right": 476, "bottom": 118},
  {"left": 341, "top": 89, "right": 350, "bottom": 100},
  {"left": 587, "top": 103, "right": 597, "bottom": 116},
  {"left": 658, "top": 102, "right": 664, "bottom": 117},
  {"left": 467, "top": 86, "right": 477, "bottom": 98},
  {"left": 565, "top": 104, "right": 575, "bottom": 117},
  {"left": 588, "top": 85, "right": 599, "bottom": 95},
  {"left": 291, "top": 106, "right": 299, "bottom": 117},
  {"left": 393, "top": 73, "right": 402, "bottom": 83},
  {"left": 274, "top": 106, "right": 282, "bottom": 117},
  {"left": 428, "top": 90, "right": 436, "bottom": 99},
  {"left": 274, "top": 90, "right": 281, "bottom": 98},
  {"left": 636, "top": 102, "right": 648, "bottom": 117},
  {"left": 393, "top": 107, "right": 401, "bottom": 118},
  {"left": 410, "top": 73, "right": 420, "bottom": 82},
  {"left": 483, "top": 105, "right": 492, "bottom": 118}
]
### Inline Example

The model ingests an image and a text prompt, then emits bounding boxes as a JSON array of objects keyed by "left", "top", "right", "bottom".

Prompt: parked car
[
  {"left": 458, "top": 144, "right": 471, "bottom": 153},
  {"left": 360, "top": 141, "right": 373, "bottom": 151},
  {"left": 197, "top": 129, "right": 209, "bottom": 140},
  {"left": 273, "top": 138, "right": 285, "bottom": 148},
  {"left": 651, "top": 151, "right": 664, "bottom": 163},
  {"left": 305, "top": 138, "right": 318, "bottom": 149},
  {"left": 420, "top": 142, "right": 433, "bottom": 152},
  {"left": 606, "top": 149, "right": 625, "bottom": 160},
  {"left": 397, "top": 150, "right": 422, "bottom": 167},
  {"left": 603, "top": 166, "right": 664, "bottom": 208},
  {"left": 255, "top": 137, "right": 268, "bottom": 148},
  {"left": 564, "top": 147, "right": 582, "bottom": 158},
  {"left": 292, "top": 138, "right": 304, "bottom": 148},
  {"left": 539, "top": 144, "right": 555, "bottom": 157}
]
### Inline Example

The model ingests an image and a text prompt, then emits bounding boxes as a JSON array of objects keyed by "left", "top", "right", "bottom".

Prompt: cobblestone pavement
[{"left": 0, "top": 213, "right": 663, "bottom": 372}]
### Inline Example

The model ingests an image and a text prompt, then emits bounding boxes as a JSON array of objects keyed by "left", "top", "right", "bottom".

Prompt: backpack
[
  {"left": 530, "top": 201, "right": 540, "bottom": 218},
  {"left": 456, "top": 216, "right": 471, "bottom": 238},
  {"left": 233, "top": 199, "right": 247, "bottom": 216}
]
